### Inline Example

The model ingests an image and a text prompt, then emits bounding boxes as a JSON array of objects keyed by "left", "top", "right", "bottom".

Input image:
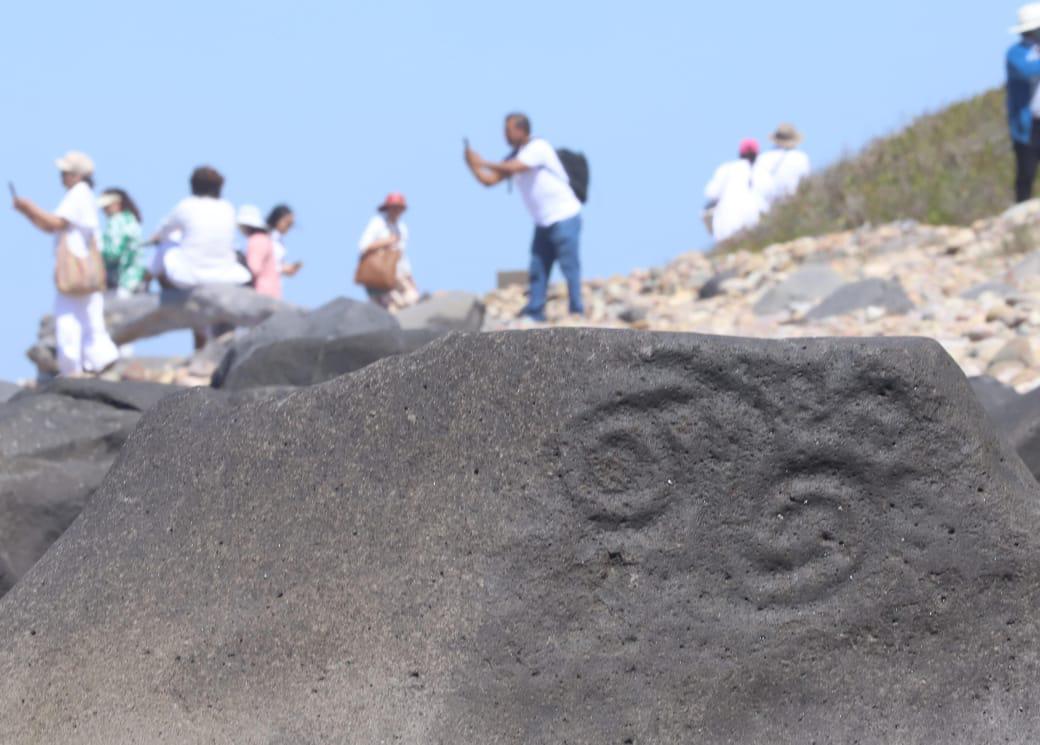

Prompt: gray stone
[
  {"left": 698, "top": 268, "right": 739, "bottom": 300},
  {"left": 962, "top": 281, "right": 1018, "bottom": 300},
  {"left": 2, "top": 330, "right": 1039, "bottom": 743},
  {"left": 395, "top": 292, "right": 486, "bottom": 333},
  {"left": 804, "top": 277, "right": 915, "bottom": 321},
  {"left": 617, "top": 306, "right": 648, "bottom": 324},
  {"left": 752, "top": 264, "right": 845, "bottom": 315},
  {"left": 969, "top": 375, "right": 1020, "bottom": 419},
  {"left": 0, "top": 391, "right": 145, "bottom": 597},
  {"left": 0, "top": 381, "right": 19, "bottom": 404},
  {"left": 13, "top": 378, "right": 177, "bottom": 412},
  {"left": 991, "top": 387, "right": 1040, "bottom": 482},
  {"left": 211, "top": 297, "right": 404, "bottom": 390},
  {"left": 108, "top": 286, "right": 291, "bottom": 345}
]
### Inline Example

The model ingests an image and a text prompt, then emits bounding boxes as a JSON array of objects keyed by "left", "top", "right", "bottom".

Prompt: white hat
[
  {"left": 96, "top": 192, "right": 120, "bottom": 210},
  {"left": 55, "top": 150, "right": 95, "bottom": 176},
  {"left": 237, "top": 204, "right": 267, "bottom": 230},
  {"left": 1012, "top": 4, "right": 1040, "bottom": 34}
]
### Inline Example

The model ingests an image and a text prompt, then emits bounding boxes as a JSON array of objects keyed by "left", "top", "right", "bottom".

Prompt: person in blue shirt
[{"left": 1008, "top": 4, "right": 1040, "bottom": 202}]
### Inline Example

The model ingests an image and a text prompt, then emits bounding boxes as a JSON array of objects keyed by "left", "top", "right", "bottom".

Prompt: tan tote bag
[
  {"left": 354, "top": 246, "right": 401, "bottom": 292},
  {"left": 55, "top": 232, "right": 107, "bottom": 296}
]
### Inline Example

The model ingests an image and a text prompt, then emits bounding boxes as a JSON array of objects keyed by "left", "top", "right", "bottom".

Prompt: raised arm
[
  {"left": 464, "top": 145, "right": 530, "bottom": 187},
  {"left": 13, "top": 197, "right": 67, "bottom": 233}
]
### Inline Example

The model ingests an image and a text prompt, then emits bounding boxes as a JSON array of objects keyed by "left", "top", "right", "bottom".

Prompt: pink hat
[{"left": 739, "top": 139, "right": 760, "bottom": 157}]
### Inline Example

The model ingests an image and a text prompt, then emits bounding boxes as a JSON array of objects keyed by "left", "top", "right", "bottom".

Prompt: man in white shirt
[
  {"left": 753, "top": 124, "right": 811, "bottom": 207},
  {"left": 704, "top": 139, "right": 772, "bottom": 243},
  {"left": 465, "top": 113, "right": 583, "bottom": 321}
]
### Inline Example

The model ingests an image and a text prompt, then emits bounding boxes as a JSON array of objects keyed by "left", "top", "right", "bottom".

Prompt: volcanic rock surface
[
  {"left": 1, "top": 330, "right": 1039, "bottom": 743},
  {"left": 0, "top": 379, "right": 175, "bottom": 596}
]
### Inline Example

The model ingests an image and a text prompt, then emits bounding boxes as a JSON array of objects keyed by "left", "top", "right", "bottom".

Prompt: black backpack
[{"left": 556, "top": 148, "right": 589, "bottom": 203}]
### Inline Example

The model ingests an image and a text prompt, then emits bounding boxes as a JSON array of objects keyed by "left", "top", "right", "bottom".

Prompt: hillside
[{"left": 724, "top": 88, "right": 1011, "bottom": 253}]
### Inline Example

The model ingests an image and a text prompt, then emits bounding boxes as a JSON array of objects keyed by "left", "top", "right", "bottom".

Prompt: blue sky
[{"left": 0, "top": 1, "right": 1026, "bottom": 380}]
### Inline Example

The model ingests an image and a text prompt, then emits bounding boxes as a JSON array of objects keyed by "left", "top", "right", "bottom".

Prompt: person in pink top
[{"left": 237, "top": 205, "right": 281, "bottom": 299}]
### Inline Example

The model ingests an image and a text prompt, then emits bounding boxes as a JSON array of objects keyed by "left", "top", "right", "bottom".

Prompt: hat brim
[
  {"left": 55, "top": 158, "right": 93, "bottom": 175},
  {"left": 771, "top": 134, "right": 804, "bottom": 147},
  {"left": 1012, "top": 21, "right": 1040, "bottom": 33},
  {"left": 378, "top": 203, "right": 407, "bottom": 212},
  {"left": 238, "top": 220, "right": 268, "bottom": 230}
]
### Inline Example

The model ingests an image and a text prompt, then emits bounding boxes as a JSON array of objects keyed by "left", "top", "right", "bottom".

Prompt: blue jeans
[{"left": 523, "top": 214, "right": 583, "bottom": 321}]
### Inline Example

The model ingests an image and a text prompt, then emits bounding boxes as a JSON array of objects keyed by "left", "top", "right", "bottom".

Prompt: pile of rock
[{"left": 484, "top": 200, "right": 1040, "bottom": 392}]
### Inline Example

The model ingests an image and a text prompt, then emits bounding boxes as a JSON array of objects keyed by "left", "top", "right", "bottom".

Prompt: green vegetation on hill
[{"left": 724, "top": 88, "right": 1013, "bottom": 253}]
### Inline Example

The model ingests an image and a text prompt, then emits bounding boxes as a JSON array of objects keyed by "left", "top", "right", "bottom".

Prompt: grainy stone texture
[
  {"left": 0, "top": 380, "right": 175, "bottom": 596},
  {"left": 1, "top": 329, "right": 1038, "bottom": 744}
]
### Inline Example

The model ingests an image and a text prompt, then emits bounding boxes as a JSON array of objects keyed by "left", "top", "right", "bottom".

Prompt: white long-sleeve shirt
[
  {"left": 753, "top": 148, "right": 811, "bottom": 206},
  {"left": 704, "top": 159, "right": 771, "bottom": 243}
]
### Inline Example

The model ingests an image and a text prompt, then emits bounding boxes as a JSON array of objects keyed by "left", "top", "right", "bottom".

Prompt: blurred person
[
  {"left": 357, "top": 193, "right": 420, "bottom": 311},
  {"left": 266, "top": 204, "right": 303, "bottom": 281},
  {"left": 238, "top": 204, "right": 282, "bottom": 299},
  {"left": 1007, "top": 3, "right": 1040, "bottom": 202},
  {"left": 97, "top": 188, "right": 146, "bottom": 296},
  {"left": 704, "top": 139, "right": 772, "bottom": 243},
  {"left": 12, "top": 151, "right": 119, "bottom": 376},
  {"left": 149, "top": 166, "right": 251, "bottom": 348},
  {"left": 753, "top": 124, "right": 811, "bottom": 207},
  {"left": 464, "top": 112, "right": 583, "bottom": 321}
]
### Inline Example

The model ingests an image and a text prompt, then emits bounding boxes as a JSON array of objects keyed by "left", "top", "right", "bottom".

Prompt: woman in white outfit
[
  {"left": 358, "top": 192, "right": 420, "bottom": 311},
  {"left": 704, "top": 139, "right": 773, "bottom": 243},
  {"left": 12, "top": 151, "right": 120, "bottom": 376}
]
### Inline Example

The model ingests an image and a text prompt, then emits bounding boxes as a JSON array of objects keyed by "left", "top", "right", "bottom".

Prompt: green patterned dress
[{"left": 101, "top": 210, "right": 146, "bottom": 293}]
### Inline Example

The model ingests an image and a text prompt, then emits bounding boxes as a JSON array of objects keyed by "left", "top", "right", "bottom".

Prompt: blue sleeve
[{"left": 1009, "top": 45, "right": 1040, "bottom": 79}]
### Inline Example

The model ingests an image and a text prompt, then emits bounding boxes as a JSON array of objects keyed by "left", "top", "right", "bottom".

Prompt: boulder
[
  {"left": 0, "top": 381, "right": 177, "bottom": 597},
  {"left": 395, "top": 292, "right": 486, "bottom": 333},
  {"left": 14, "top": 377, "right": 177, "bottom": 412},
  {"left": 991, "top": 387, "right": 1040, "bottom": 482},
  {"left": 752, "top": 264, "right": 844, "bottom": 315},
  {"left": 211, "top": 297, "right": 404, "bottom": 390},
  {"left": 804, "top": 277, "right": 915, "bottom": 321},
  {"left": 2, "top": 330, "right": 1040, "bottom": 743},
  {"left": 969, "top": 375, "right": 1019, "bottom": 419},
  {"left": 108, "top": 286, "right": 291, "bottom": 345},
  {"left": 0, "top": 381, "right": 19, "bottom": 404}
]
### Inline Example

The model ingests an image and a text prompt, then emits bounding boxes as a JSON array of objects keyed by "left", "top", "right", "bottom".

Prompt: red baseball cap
[
  {"left": 378, "top": 192, "right": 408, "bottom": 211},
  {"left": 739, "top": 138, "right": 760, "bottom": 157}
]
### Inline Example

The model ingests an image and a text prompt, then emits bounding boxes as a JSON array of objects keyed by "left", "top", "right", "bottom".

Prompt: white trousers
[{"left": 54, "top": 292, "right": 120, "bottom": 376}]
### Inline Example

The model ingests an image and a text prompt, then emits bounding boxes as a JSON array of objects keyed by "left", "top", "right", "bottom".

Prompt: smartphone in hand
[{"left": 8, "top": 182, "right": 16, "bottom": 199}]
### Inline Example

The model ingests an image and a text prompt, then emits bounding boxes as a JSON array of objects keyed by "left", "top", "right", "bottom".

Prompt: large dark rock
[
  {"left": 969, "top": 375, "right": 1020, "bottom": 419},
  {"left": 991, "top": 387, "right": 1040, "bottom": 482},
  {"left": 2, "top": 330, "right": 1039, "bottom": 743},
  {"left": 805, "top": 277, "right": 914, "bottom": 321},
  {"left": 211, "top": 297, "right": 404, "bottom": 390},
  {"left": 0, "top": 381, "right": 177, "bottom": 597}
]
